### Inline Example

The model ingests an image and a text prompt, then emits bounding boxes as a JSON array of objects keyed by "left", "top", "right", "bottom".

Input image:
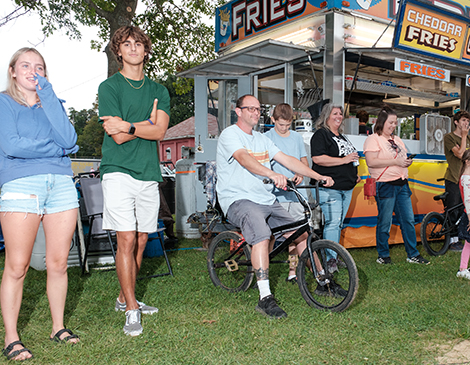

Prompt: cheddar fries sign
[{"left": 394, "top": 0, "right": 470, "bottom": 65}]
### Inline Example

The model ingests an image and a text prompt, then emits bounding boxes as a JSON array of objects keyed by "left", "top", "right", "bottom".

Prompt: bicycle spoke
[
  {"left": 420, "top": 212, "right": 450, "bottom": 256},
  {"left": 207, "top": 231, "right": 253, "bottom": 292},
  {"left": 297, "top": 239, "right": 358, "bottom": 312}
]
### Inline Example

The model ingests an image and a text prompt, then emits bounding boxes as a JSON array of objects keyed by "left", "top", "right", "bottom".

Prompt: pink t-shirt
[
  {"left": 460, "top": 174, "right": 470, "bottom": 214},
  {"left": 363, "top": 134, "right": 408, "bottom": 182}
]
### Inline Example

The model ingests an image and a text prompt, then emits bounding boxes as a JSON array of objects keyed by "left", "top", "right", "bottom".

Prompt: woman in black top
[{"left": 310, "top": 103, "right": 360, "bottom": 272}]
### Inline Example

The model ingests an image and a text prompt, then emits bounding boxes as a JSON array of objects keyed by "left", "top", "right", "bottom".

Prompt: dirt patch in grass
[{"left": 435, "top": 340, "right": 470, "bottom": 364}]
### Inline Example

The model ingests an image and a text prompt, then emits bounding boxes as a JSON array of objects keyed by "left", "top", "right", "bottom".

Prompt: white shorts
[{"left": 102, "top": 172, "right": 160, "bottom": 233}]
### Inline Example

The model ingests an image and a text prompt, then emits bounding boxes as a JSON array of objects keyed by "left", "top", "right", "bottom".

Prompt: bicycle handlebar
[
  {"left": 262, "top": 178, "right": 322, "bottom": 211},
  {"left": 262, "top": 178, "right": 326, "bottom": 186}
]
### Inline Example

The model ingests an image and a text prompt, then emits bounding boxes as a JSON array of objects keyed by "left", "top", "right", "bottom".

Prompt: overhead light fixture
[
  {"left": 351, "top": 11, "right": 373, "bottom": 21},
  {"left": 276, "top": 27, "right": 314, "bottom": 43}
]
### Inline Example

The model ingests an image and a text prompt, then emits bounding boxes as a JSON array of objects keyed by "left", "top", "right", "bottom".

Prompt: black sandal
[
  {"left": 50, "top": 328, "right": 79, "bottom": 344},
  {"left": 2, "top": 340, "right": 33, "bottom": 361}
]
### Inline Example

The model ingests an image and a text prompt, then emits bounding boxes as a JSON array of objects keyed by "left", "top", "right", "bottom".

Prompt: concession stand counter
[{"left": 176, "top": 0, "right": 470, "bottom": 248}]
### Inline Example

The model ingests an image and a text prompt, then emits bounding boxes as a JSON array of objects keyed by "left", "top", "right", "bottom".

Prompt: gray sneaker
[
  {"left": 123, "top": 309, "right": 142, "bottom": 336},
  {"left": 327, "top": 258, "right": 338, "bottom": 274},
  {"left": 115, "top": 299, "right": 159, "bottom": 315}
]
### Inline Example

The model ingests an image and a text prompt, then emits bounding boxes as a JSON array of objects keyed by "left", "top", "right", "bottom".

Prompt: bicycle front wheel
[
  {"left": 420, "top": 212, "right": 450, "bottom": 256},
  {"left": 297, "top": 239, "right": 358, "bottom": 312},
  {"left": 207, "top": 231, "right": 253, "bottom": 292}
]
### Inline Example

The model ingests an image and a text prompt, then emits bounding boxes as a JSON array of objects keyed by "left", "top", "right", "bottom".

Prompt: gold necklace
[{"left": 121, "top": 72, "right": 145, "bottom": 89}]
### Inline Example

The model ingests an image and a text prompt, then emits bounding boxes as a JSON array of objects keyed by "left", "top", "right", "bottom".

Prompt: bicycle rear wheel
[
  {"left": 420, "top": 212, "right": 450, "bottom": 256},
  {"left": 207, "top": 231, "right": 253, "bottom": 292},
  {"left": 297, "top": 239, "right": 358, "bottom": 312}
]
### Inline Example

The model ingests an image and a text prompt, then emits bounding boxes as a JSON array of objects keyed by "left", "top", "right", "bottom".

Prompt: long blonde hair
[{"left": 4, "top": 48, "right": 48, "bottom": 106}]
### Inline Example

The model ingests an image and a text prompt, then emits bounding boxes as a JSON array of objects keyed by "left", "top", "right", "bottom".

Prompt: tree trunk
[
  {"left": 105, "top": 43, "right": 120, "bottom": 78},
  {"left": 102, "top": 0, "right": 138, "bottom": 78}
]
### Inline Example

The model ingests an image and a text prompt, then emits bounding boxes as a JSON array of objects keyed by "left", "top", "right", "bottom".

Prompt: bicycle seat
[{"left": 433, "top": 192, "right": 448, "bottom": 201}]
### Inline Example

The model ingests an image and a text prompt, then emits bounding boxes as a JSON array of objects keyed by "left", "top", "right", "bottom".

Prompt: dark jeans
[
  {"left": 374, "top": 182, "right": 420, "bottom": 259},
  {"left": 445, "top": 179, "right": 464, "bottom": 233}
]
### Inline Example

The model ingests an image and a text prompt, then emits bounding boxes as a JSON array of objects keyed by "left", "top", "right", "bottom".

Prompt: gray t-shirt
[
  {"left": 216, "top": 124, "right": 280, "bottom": 214},
  {"left": 265, "top": 128, "right": 308, "bottom": 202}
]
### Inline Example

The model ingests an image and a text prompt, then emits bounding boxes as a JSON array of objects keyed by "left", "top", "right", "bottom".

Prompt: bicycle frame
[
  {"left": 207, "top": 179, "right": 359, "bottom": 312},
  {"left": 224, "top": 180, "right": 325, "bottom": 279},
  {"left": 435, "top": 201, "right": 463, "bottom": 237}
]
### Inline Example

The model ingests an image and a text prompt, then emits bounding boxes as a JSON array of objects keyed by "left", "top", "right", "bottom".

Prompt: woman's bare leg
[
  {"left": 0, "top": 212, "right": 41, "bottom": 360},
  {"left": 43, "top": 208, "right": 79, "bottom": 343}
]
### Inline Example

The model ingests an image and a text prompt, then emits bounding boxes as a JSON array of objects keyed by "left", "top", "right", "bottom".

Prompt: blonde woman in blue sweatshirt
[{"left": 0, "top": 48, "right": 80, "bottom": 361}]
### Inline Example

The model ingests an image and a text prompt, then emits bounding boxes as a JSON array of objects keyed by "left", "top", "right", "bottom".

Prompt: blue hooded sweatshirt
[{"left": 0, "top": 75, "right": 79, "bottom": 187}]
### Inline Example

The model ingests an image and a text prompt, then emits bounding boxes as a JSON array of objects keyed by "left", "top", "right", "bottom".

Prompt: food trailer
[{"left": 177, "top": 0, "right": 470, "bottom": 248}]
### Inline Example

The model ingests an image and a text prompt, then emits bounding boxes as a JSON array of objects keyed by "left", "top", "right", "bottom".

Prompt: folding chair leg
[
  {"left": 82, "top": 232, "right": 92, "bottom": 275},
  {"left": 76, "top": 212, "right": 87, "bottom": 273},
  {"left": 81, "top": 217, "right": 94, "bottom": 275},
  {"left": 137, "top": 232, "right": 172, "bottom": 280},
  {"left": 107, "top": 231, "right": 116, "bottom": 261},
  {"left": 160, "top": 238, "right": 173, "bottom": 276},
  {"left": 75, "top": 227, "right": 84, "bottom": 273}
]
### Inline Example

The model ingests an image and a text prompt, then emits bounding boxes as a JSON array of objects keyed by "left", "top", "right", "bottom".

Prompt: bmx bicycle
[
  {"left": 420, "top": 179, "right": 463, "bottom": 256},
  {"left": 206, "top": 179, "right": 359, "bottom": 312}
]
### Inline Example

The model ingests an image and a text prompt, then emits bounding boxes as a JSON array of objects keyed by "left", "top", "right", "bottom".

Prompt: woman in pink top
[
  {"left": 363, "top": 106, "right": 429, "bottom": 265},
  {"left": 457, "top": 150, "right": 470, "bottom": 279}
]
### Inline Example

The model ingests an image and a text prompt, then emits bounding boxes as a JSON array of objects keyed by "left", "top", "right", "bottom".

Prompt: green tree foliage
[
  {"left": 399, "top": 116, "right": 416, "bottom": 139},
  {"left": 76, "top": 115, "right": 104, "bottom": 157},
  {"left": 10, "top": 0, "right": 220, "bottom": 78},
  {"left": 69, "top": 107, "right": 98, "bottom": 135},
  {"left": 158, "top": 74, "right": 194, "bottom": 127}
]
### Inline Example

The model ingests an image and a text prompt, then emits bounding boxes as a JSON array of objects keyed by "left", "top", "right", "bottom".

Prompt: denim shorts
[{"left": 0, "top": 174, "right": 78, "bottom": 215}]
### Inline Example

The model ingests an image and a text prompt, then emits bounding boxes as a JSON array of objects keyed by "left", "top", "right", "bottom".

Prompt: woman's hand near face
[{"left": 34, "top": 73, "right": 50, "bottom": 91}]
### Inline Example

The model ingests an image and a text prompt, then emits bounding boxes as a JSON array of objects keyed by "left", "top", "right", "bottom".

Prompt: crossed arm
[{"left": 101, "top": 99, "right": 169, "bottom": 144}]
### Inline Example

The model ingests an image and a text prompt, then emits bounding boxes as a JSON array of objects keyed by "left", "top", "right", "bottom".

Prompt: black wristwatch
[{"left": 128, "top": 123, "right": 136, "bottom": 135}]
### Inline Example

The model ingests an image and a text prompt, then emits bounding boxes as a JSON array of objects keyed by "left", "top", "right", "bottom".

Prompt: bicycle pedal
[
  {"left": 224, "top": 259, "right": 238, "bottom": 271},
  {"left": 316, "top": 275, "right": 330, "bottom": 285}
]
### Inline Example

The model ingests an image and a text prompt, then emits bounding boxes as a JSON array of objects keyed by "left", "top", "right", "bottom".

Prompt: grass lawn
[{"left": 0, "top": 238, "right": 468, "bottom": 364}]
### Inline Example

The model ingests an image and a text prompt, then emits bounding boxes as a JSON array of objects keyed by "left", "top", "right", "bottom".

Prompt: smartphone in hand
[{"left": 408, "top": 154, "right": 417, "bottom": 160}]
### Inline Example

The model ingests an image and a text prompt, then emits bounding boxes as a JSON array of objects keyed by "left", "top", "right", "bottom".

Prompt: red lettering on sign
[{"left": 397, "top": 59, "right": 447, "bottom": 80}]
